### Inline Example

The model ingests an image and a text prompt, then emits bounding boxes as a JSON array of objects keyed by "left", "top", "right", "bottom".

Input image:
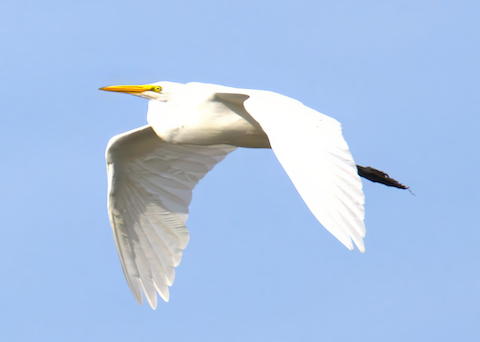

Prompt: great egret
[{"left": 101, "top": 81, "right": 406, "bottom": 309}]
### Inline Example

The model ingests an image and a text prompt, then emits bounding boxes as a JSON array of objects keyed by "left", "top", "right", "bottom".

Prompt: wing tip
[
  {"left": 353, "top": 238, "right": 366, "bottom": 253},
  {"left": 155, "top": 282, "right": 171, "bottom": 303}
]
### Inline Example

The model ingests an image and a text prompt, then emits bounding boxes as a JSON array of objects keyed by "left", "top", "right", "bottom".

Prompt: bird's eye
[{"left": 152, "top": 86, "right": 162, "bottom": 93}]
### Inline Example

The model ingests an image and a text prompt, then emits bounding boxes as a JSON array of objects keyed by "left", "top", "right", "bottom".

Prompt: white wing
[
  {"left": 237, "top": 90, "right": 366, "bottom": 252},
  {"left": 106, "top": 125, "right": 235, "bottom": 309}
]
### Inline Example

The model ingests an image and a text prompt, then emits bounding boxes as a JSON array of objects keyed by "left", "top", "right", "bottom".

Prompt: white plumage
[{"left": 102, "top": 82, "right": 365, "bottom": 309}]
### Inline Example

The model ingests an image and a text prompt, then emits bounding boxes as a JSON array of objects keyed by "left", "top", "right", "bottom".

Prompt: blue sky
[{"left": 1, "top": 0, "right": 479, "bottom": 341}]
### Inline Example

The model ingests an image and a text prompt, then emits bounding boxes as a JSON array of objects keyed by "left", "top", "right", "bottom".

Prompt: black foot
[{"left": 356, "top": 165, "right": 409, "bottom": 190}]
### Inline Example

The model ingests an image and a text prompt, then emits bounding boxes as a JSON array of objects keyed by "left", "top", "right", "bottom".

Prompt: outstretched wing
[
  {"left": 235, "top": 90, "right": 366, "bottom": 252},
  {"left": 106, "top": 125, "right": 235, "bottom": 309}
]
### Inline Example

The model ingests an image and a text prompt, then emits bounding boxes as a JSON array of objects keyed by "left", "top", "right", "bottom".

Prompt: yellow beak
[{"left": 99, "top": 85, "right": 156, "bottom": 93}]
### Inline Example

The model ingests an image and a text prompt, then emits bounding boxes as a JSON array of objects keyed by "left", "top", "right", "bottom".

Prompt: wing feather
[
  {"left": 239, "top": 90, "right": 366, "bottom": 252},
  {"left": 106, "top": 125, "right": 235, "bottom": 308}
]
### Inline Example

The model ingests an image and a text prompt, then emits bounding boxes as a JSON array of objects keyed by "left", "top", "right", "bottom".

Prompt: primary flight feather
[{"left": 101, "top": 81, "right": 406, "bottom": 309}]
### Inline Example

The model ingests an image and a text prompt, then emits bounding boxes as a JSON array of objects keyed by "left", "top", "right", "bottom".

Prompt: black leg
[{"left": 357, "top": 165, "right": 409, "bottom": 190}]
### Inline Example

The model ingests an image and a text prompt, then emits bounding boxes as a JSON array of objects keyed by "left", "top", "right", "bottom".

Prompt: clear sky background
[{"left": 1, "top": 1, "right": 479, "bottom": 341}]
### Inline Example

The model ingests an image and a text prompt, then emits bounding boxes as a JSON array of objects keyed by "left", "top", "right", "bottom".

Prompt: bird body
[
  {"left": 101, "top": 81, "right": 405, "bottom": 309},
  {"left": 146, "top": 82, "right": 270, "bottom": 147}
]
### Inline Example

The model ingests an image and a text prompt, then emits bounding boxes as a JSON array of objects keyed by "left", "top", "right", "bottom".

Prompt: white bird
[{"left": 101, "top": 81, "right": 407, "bottom": 309}]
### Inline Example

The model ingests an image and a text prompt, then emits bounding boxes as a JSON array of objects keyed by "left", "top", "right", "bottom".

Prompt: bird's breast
[{"left": 147, "top": 97, "right": 270, "bottom": 148}]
